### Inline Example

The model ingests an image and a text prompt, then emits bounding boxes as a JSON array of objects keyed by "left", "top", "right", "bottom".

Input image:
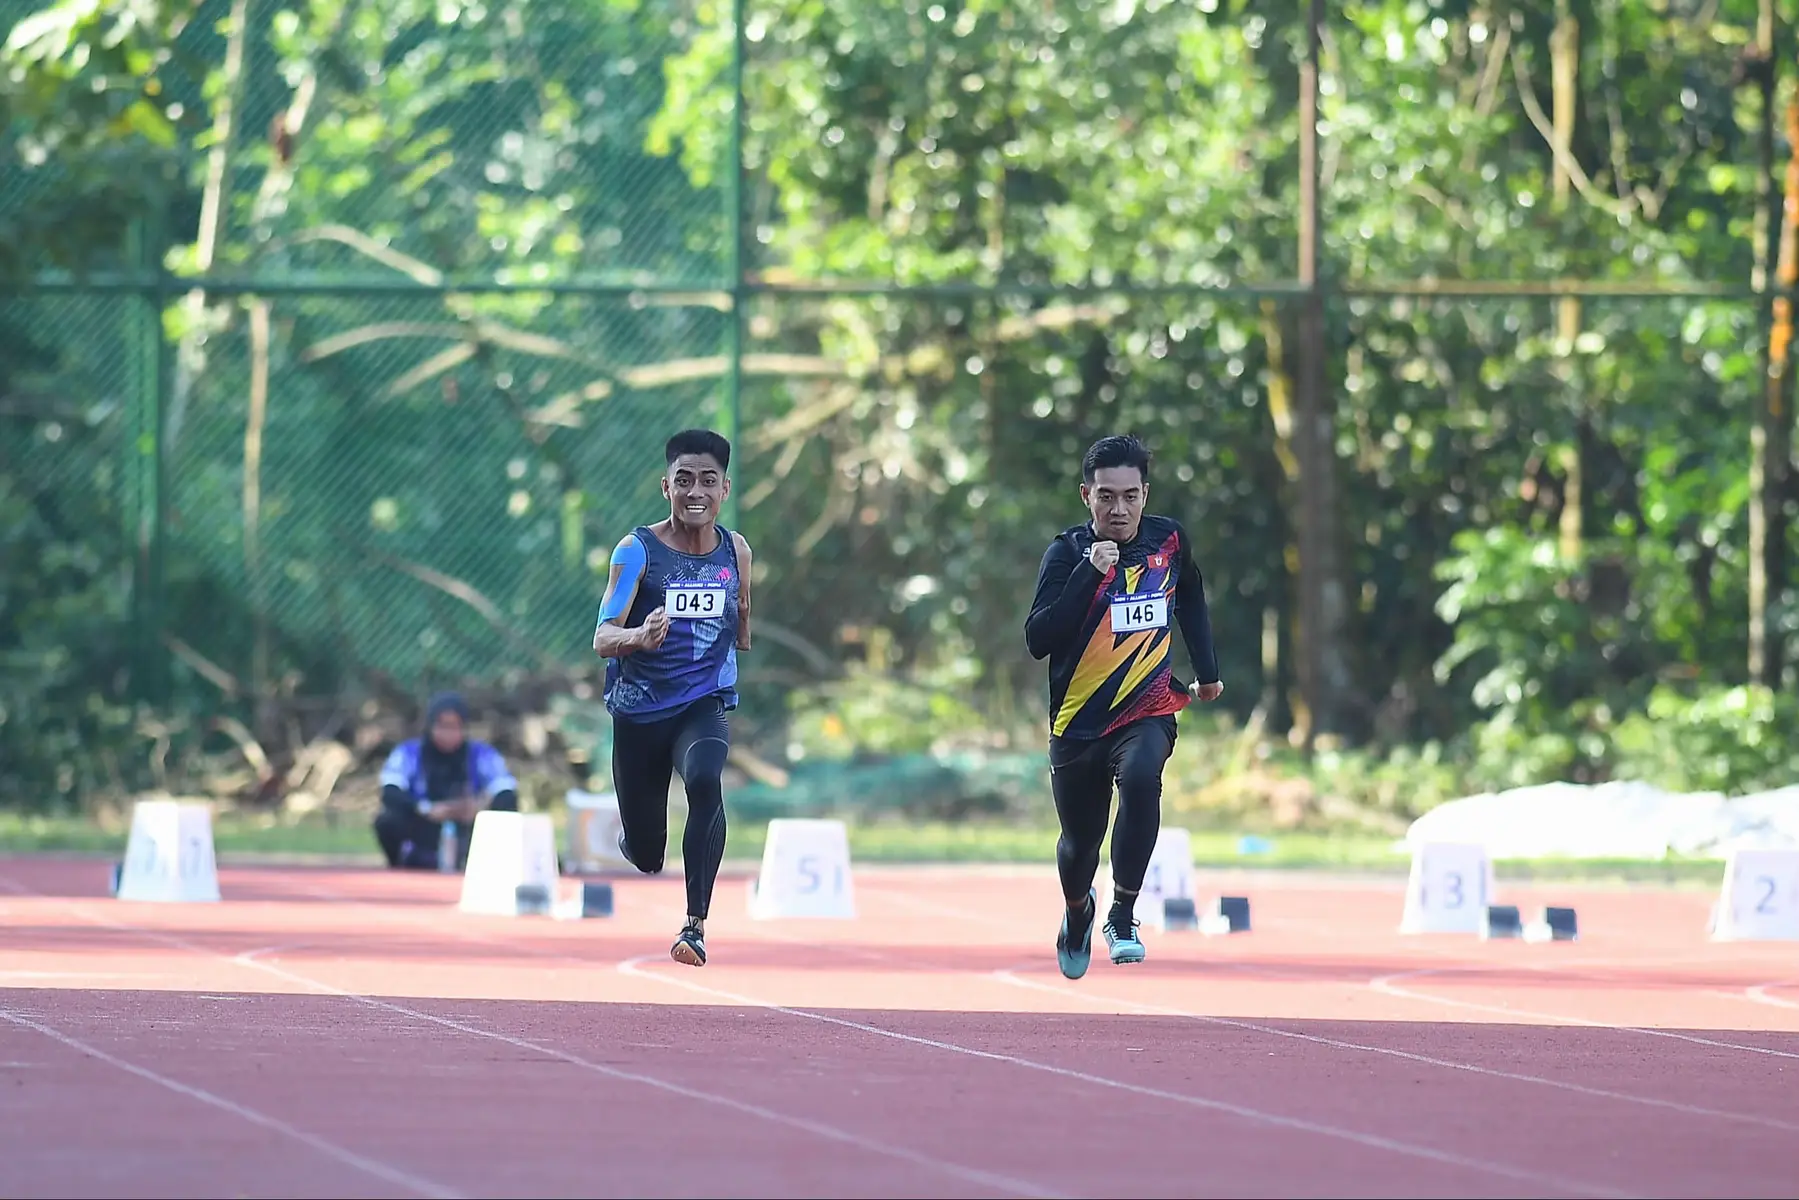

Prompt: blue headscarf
[{"left": 419, "top": 691, "right": 471, "bottom": 800}]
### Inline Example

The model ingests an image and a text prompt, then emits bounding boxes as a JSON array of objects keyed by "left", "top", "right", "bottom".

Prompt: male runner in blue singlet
[{"left": 592, "top": 429, "right": 753, "bottom": 967}]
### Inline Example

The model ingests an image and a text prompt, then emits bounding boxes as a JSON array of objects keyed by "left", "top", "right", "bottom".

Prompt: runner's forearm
[{"left": 1026, "top": 542, "right": 1102, "bottom": 660}]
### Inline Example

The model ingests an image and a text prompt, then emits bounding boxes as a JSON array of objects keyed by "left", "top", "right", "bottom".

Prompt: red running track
[{"left": 1, "top": 857, "right": 1797, "bottom": 1198}]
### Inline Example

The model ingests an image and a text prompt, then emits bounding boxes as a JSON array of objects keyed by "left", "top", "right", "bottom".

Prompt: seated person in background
[{"left": 373, "top": 692, "right": 519, "bottom": 870}]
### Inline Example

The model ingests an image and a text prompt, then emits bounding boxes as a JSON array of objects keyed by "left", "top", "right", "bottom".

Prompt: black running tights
[
  {"left": 611, "top": 696, "right": 731, "bottom": 920},
  {"left": 1048, "top": 716, "right": 1176, "bottom": 909}
]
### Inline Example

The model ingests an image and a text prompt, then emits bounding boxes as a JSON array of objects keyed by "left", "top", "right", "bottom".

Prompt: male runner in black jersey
[{"left": 1025, "top": 434, "right": 1223, "bottom": 979}]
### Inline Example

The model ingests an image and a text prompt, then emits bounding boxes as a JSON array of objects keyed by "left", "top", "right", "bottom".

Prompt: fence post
[{"left": 124, "top": 210, "right": 170, "bottom": 704}]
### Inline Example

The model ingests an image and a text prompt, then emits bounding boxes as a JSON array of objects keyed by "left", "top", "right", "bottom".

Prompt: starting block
[
  {"left": 1524, "top": 906, "right": 1579, "bottom": 943},
  {"left": 515, "top": 879, "right": 615, "bottom": 920},
  {"left": 116, "top": 799, "right": 221, "bottom": 903},
  {"left": 458, "top": 811, "right": 559, "bottom": 917},
  {"left": 1163, "top": 897, "right": 1199, "bottom": 931},
  {"left": 514, "top": 883, "right": 553, "bottom": 916},
  {"left": 1481, "top": 904, "right": 1524, "bottom": 940},
  {"left": 554, "top": 882, "right": 615, "bottom": 921},
  {"left": 1199, "top": 895, "right": 1252, "bottom": 936},
  {"left": 748, "top": 818, "right": 856, "bottom": 920},
  {"left": 1139, "top": 894, "right": 1250, "bottom": 935}
]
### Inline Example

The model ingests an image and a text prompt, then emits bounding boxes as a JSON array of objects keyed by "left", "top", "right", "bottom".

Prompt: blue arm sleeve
[{"left": 597, "top": 535, "right": 647, "bottom": 625}]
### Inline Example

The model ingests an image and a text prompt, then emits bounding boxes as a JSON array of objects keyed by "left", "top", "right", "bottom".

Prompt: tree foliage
[{"left": 2, "top": 0, "right": 1796, "bottom": 807}]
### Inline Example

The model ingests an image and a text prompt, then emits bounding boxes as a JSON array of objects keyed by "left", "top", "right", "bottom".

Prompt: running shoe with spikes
[
  {"left": 671, "top": 917, "right": 707, "bottom": 967},
  {"left": 1104, "top": 915, "right": 1146, "bottom": 965},
  {"left": 1057, "top": 890, "right": 1097, "bottom": 980}
]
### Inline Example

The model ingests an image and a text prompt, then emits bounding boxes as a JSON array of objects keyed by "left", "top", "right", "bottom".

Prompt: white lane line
[
  {"left": 616, "top": 955, "right": 1630, "bottom": 1199},
  {"left": 1372, "top": 968, "right": 1799, "bottom": 1060},
  {"left": 229, "top": 946, "right": 1065, "bottom": 1200},
  {"left": 0, "top": 875, "right": 1060, "bottom": 1200},
  {"left": 0, "top": 1005, "right": 459, "bottom": 1199},
  {"left": 990, "top": 968, "right": 1799, "bottom": 1135}
]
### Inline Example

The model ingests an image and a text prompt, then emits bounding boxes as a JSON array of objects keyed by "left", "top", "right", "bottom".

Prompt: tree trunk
[
  {"left": 1750, "top": 0, "right": 1791, "bottom": 686},
  {"left": 244, "top": 297, "right": 276, "bottom": 744},
  {"left": 168, "top": 0, "right": 254, "bottom": 453},
  {"left": 1552, "top": 4, "right": 1584, "bottom": 566},
  {"left": 1293, "top": 0, "right": 1358, "bottom": 746},
  {"left": 1258, "top": 299, "right": 1303, "bottom": 739}
]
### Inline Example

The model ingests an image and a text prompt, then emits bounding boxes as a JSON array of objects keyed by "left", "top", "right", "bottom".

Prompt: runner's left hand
[{"left": 1189, "top": 680, "right": 1224, "bottom": 702}]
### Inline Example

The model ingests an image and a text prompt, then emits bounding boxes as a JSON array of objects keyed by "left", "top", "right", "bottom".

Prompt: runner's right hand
[
  {"left": 1088, "top": 541, "right": 1119, "bottom": 573},
  {"left": 636, "top": 607, "right": 670, "bottom": 651}
]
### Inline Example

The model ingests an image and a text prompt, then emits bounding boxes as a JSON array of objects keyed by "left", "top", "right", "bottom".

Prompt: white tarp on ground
[{"left": 1401, "top": 780, "right": 1799, "bottom": 860}]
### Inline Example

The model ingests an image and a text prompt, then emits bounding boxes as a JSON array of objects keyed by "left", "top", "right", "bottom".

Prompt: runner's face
[
  {"left": 1081, "top": 465, "right": 1146, "bottom": 542},
  {"left": 664, "top": 453, "right": 729, "bottom": 530}
]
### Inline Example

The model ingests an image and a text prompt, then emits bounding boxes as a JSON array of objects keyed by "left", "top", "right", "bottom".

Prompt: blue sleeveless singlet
[{"left": 602, "top": 525, "right": 741, "bottom": 720}]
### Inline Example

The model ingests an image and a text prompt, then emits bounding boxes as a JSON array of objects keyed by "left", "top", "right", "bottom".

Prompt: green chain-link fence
[
  {"left": 165, "top": 290, "right": 730, "bottom": 687},
  {"left": 0, "top": 0, "right": 1785, "bottom": 813},
  {"left": 0, "top": 0, "right": 744, "bottom": 802}
]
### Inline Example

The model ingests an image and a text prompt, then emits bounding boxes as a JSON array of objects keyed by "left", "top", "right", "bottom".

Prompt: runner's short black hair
[
  {"left": 1081, "top": 434, "right": 1151, "bottom": 485},
  {"left": 665, "top": 429, "right": 732, "bottom": 472}
]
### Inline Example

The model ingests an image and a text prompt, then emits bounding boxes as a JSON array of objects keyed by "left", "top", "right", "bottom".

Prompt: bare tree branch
[
  {"left": 298, "top": 322, "right": 467, "bottom": 363},
  {"left": 742, "top": 425, "right": 811, "bottom": 509},
  {"left": 286, "top": 224, "right": 445, "bottom": 286},
  {"left": 360, "top": 545, "right": 570, "bottom": 677},
  {"left": 385, "top": 343, "right": 477, "bottom": 395},
  {"left": 1509, "top": 46, "right": 1632, "bottom": 219},
  {"left": 162, "top": 634, "right": 242, "bottom": 697},
  {"left": 1472, "top": 24, "right": 1512, "bottom": 123},
  {"left": 1407, "top": 180, "right": 1475, "bottom": 232},
  {"left": 728, "top": 744, "right": 792, "bottom": 788},
  {"left": 754, "top": 621, "right": 841, "bottom": 677},
  {"left": 211, "top": 715, "right": 275, "bottom": 784},
  {"left": 166, "top": 0, "right": 253, "bottom": 454},
  {"left": 750, "top": 383, "right": 860, "bottom": 450}
]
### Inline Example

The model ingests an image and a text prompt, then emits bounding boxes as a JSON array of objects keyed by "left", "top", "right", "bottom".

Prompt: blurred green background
[{"left": 3, "top": 0, "right": 1797, "bottom": 867}]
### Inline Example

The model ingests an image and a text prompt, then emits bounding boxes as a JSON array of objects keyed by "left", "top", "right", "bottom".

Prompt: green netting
[
  {"left": 5, "top": 0, "right": 1785, "bottom": 817},
  {"left": 166, "top": 292, "right": 727, "bottom": 687},
  {"left": 0, "top": 293, "right": 144, "bottom": 798},
  {"left": 727, "top": 753, "right": 1051, "bottom": 823},
  {"left": 0, "top": 0, "right": 738, "bottom": 702},
  {"left": 0, "top": 293, "right": 136, "bottom": 508}
]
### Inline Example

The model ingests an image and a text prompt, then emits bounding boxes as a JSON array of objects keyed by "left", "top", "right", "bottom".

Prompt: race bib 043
[
  {"left": 1110, "top": 592, "right": 1169, "bottom": 633},
  {"left": 665, "top": 581, "right": 728, "bottom": 620}
]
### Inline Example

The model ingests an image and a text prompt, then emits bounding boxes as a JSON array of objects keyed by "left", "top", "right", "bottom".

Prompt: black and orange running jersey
[{"left": 1025, "top": 514, "right": 1220, "bottom": 742}]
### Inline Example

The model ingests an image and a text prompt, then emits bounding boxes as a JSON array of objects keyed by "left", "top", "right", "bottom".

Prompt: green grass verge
[
  {"left": 0, "top": 810, "right": 1735, "bottom": 888},
  {"left": 0, "top": 811, "right": 380, "bottom": 859}
]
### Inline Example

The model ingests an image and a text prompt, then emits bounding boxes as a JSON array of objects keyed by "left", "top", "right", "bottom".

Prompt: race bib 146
[
  {"left": 1110, "top": 592, "right": 1169, "bottom": 633},
  {"left": 665, "top": 581, "right": 727, "bottom": 620}
]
